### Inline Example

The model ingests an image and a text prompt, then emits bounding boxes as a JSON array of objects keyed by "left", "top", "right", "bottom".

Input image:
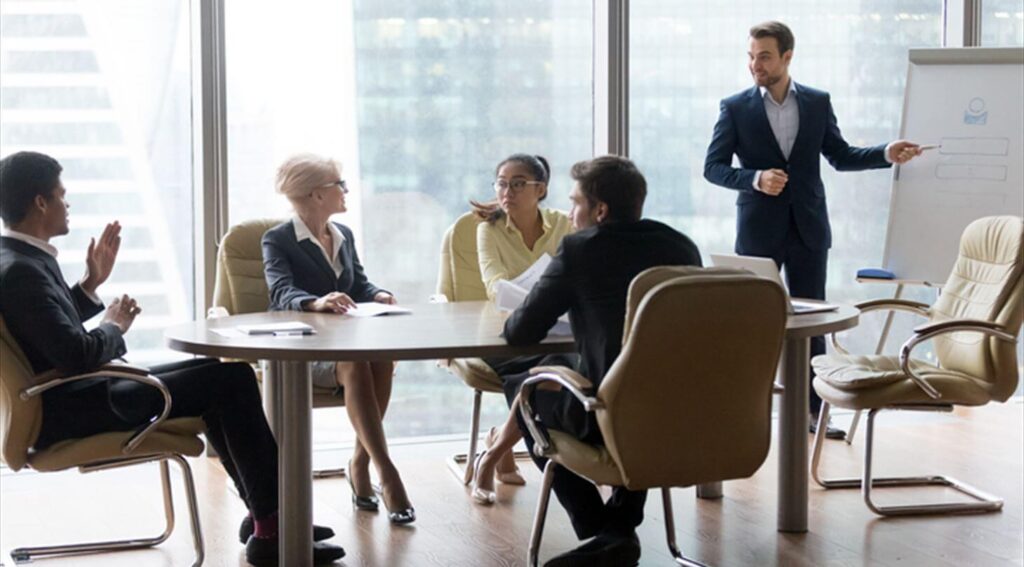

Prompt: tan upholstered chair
[
  {"left": 0, "top": 317, "right": 206, "bottom": 566},
  {"left": 519, "top": 267, "right": 788, "bottom": 567},
  {"left": 435, "top": 212, "right": 514, "bottom": 484},
  {"left": 213, "top": 218, "right": 346, "bottom": 478},
  {"left": 811, "top": 215, "right": 1024, "bottom": 516}
]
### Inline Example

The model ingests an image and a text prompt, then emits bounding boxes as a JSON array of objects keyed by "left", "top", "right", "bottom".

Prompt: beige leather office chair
[
  {"left": 213, "top": 218, "right": 346, "bottom": 478},
  {"left": 811, "top": 215, "right": 1023, "bottom": 516},
  {"left": 435, "top": 212, "right": 519, "bottom": 484},
  {"left": 0, "top": 317, "right": 206, "bottom": 566},
  {"left": 519, "top": 267, "right": 788, "bottom": 567}
]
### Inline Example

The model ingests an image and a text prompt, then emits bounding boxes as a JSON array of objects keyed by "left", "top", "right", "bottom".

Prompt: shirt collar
[
  {"left": 503, "top": 209, "right": 552, "bottom": 233},
  {"left": 1, "top": 228, "right": 58, "bottom": 258},
  {"left": 292, "top": 216, "right": 345, "bottom": 250},
  {"left": 759, "top": 78, "right": 796, "bottom": 105}
]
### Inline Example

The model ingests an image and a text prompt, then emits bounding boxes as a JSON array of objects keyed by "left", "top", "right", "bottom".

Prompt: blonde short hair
[{"left": 275, "top": 153, "right": 340, "bottom": 201}]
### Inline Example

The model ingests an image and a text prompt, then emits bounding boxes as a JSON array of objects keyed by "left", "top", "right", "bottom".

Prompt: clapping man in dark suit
[
  {"left": 483, "top": 156, "right": 702, "bottom": 566},
  {"left": 0, "top": 151, "right": 344, "bottom": 566},
  {"left": 703, "top": 21, "right": 924, "bottom": 438}
]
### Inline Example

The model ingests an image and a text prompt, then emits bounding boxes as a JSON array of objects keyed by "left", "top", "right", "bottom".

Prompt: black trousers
[
  {"left": 35, "top": 358, "right": 279, "bottom": 518},
  {"left": 764, "top": 218, "right": 829, "bottom": 416},
  {"left": 492, "top": 354, "right": 646, "bottom": 540}
]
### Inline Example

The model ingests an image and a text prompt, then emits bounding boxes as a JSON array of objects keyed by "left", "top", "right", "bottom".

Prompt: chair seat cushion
[
  {"left": 812, "top": 354, "right": 994, "bottom": 409},
  {"left": 447, "top": 358, "right": 502, "bottom": 392},
  {"left": 547, "top": 430, "right": 625, "bottom": 487},
  {"left": 28, "top": 417, "right": 206, "bottom": 472}
]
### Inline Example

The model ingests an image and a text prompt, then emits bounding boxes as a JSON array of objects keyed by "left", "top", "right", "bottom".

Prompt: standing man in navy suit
[{"left": 703, "top": 21, "right": 924, "bottom": 437}]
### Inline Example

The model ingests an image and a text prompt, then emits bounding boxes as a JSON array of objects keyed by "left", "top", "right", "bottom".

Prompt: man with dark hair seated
[
  {"left": 0, "top": 151, "right": 344, "bottom": 566},
  {"left": 483, "top": 155, "right": 703, "bottom": 566}
]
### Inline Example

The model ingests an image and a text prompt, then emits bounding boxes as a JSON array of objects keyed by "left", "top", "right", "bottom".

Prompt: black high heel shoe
[
  {"left": 381, "top": 484, "right": 415, "bottom": 525},
  {"left": 347, "top": 459, "right": 379, "bottom": 511}
]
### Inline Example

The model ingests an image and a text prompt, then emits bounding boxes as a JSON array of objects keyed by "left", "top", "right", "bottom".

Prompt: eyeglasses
[
  {"left": 493, "top": 179, "right": 542, "bottom": 194},
  {"left": 319, "top": 180, "right": 348, "bottom": 194}
]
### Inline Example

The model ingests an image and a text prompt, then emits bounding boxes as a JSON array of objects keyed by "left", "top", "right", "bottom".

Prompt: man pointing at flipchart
[{"left": 703, "top": 20, "right": 925, "bottom": 438}]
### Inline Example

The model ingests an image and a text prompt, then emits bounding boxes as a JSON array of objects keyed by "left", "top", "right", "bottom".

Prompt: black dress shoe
[
  {"left": 245, "top": 535, "right": 345, "bottom": 566},
  {"left": 238, "top": 516, "right": 335, "bottom": 544},
  {"left": 809, "top": 415, "right": 847, "bottom": 440},
  {"left": 544, "top": 531, "right": 641, "bottom": 567}
]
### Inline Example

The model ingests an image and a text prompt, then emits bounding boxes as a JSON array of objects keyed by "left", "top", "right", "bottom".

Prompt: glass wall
[
  {"left": 982, "top": 0, "right": 1024, "bottom": 46},
  {"left": 629, "top": 1, "right": 943, "bottom": 356},
  {"left": 226, "top": 1, "right": 593, "bottom": 440},
  {"left": 0, "top": 0, "right": 194, "bottom": 364}
]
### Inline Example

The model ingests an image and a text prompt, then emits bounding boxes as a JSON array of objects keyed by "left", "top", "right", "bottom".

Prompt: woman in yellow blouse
[{"left": 470, "top": 154, "right": 577, "bottom": 504}]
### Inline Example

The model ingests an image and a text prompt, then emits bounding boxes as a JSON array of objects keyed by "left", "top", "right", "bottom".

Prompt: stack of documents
[{"left": 494, "top": 254, "right": 571, "bottom": 336}]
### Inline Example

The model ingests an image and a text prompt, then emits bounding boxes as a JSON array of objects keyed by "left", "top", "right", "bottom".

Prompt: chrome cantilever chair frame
[
  {"left": 9, "top": 364, "right": 204, "bottom": 566},
  {"left": 812, "top": 321, "right": 1014, "bottom": 516},
  {"left": 520, "top": 372, "right": 707, "bottom": 567},
  {"left": 828, "top": 298, "right": 932, "bottom": 446},
  {"left": 429, "top": 294, "right": 532, "bottom": 486}
]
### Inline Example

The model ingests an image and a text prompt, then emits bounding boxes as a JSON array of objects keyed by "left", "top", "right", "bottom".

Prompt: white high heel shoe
[
  {"left": 470, "top": 451, "right": 497, "bottom": 505},
  {"left": 485, "top": 427, "right": 526, "bottom": 486}
]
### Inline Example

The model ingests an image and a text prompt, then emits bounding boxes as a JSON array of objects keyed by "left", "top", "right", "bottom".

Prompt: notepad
[{"left": 236, "top": 321, "right": 316, "bottom": 335}]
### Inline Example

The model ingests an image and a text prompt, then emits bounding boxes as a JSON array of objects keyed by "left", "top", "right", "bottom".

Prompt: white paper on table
[
  {"left": 345, "top": 302, "right": 413, "bottom": 318},
  {"left": 509, "top": 253, "right": 552, "bottom": 290},
  {"left": 210, "top": 328, "right": 247, "bottom": 338},
  {"left": 236, "top": 321, "right": 316, "bottom": 335},
  {"left": 494, "top": 278, "right": 571, "bottom": 336}
]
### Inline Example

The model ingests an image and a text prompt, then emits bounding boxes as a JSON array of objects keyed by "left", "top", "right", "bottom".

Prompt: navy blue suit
[
  {"left": 703, "top": 83, "right": 891, "bottom": 413},
  {"left": 262, "top": 220, "right": 386, "bottom": 312}
]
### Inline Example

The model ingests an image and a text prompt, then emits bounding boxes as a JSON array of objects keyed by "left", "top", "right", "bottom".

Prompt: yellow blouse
[{"left": 476, "top": 208, "right": 573, "bottom": 300}]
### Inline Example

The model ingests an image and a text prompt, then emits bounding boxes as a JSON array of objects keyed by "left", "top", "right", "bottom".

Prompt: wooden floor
[{"left": 1, "top": 402, "right": 1021, "bottom": 567}]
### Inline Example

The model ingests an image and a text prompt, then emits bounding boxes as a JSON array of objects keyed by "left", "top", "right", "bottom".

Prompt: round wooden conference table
[{"left": 165, "top": 300, "right": 858, "bottom": 565}]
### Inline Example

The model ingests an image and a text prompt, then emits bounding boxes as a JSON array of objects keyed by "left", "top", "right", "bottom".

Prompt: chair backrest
[
  {"left": 436, "top": 212, "right": 488, "bottom": 302},
  {"left": 0, "top": 316, "right": 43, "bottom": 471},
  {"left": 930, "top": 216, "right": 1024, "bottom": 402},
  {"left": 595, "top": 268, "right": 788, "bottom": 490},
  {"left": 213, "top": 218, "right": 283, "bottom": 315}
]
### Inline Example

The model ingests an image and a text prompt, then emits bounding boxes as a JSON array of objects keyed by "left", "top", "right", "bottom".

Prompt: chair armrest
[
  {"left": 21, "top": 364, "right": 172, "bottom": 455},
  {"left": 518, "top": 367, "right": 603, "bottom": 457},
  {"left": 912, "top": 319, "right": 1014, "bottom": 337},
  {"left": 899, "top": 320, "right": 1017, "bottom": 400},
  {"left": 855, "top": 298, "right": 931, "bottom": 315},
  {"left": 830, "top": 299, "right": 932, "bottom": 355},
  {"left": 528, "top": 365, "right": 594, "bottom": 392}
]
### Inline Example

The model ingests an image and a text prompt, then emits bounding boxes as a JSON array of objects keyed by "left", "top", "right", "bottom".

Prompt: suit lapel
[
  {"left": 790, "top": 82, "right": 811, "bottom": 159},
  {"left": 298, "top": 239, "right": 338, "bottom": 282},
  {"left": 748, "top": 86, "right": 787, "bottom": 163}
]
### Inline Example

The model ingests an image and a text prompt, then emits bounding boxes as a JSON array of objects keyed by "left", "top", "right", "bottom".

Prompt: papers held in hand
[
  {"left": 495, "top": 254, "right": 572, "bottom": 336},
  {"left": 237, "top": 321, "right": 316, "bottom": 336}
]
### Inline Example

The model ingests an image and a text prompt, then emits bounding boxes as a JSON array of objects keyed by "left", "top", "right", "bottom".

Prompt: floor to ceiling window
[
  {"left": 629, "top": 1, "right": 944, "bottom": 356},
  {"left": 0, "top": 0, "right": 195, "bottom": 364},
  {"left": 982, "top": 0, "right": 1024, "bottom": 46},
  {"left": 225, "top": 0, "right": 593, "bottom": 440}
]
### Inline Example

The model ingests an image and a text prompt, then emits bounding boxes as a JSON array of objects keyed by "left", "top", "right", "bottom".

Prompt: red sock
[{"left": 253, "top": 511, "right": 278, "bottom": 539}]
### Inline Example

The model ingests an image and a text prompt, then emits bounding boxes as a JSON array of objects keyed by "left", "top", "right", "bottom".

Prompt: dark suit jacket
[
  {"left": 703, "top": 83, "right": 890, "bottom": 255},
  {"left": 503, "top": 220, "right": 702, "bottom": 441},
  {"left": 262, "top": 220, "right": 386, "bottom": 311},
  {"left": 0, "top": 236, "right": 125, "bottom": 374}
]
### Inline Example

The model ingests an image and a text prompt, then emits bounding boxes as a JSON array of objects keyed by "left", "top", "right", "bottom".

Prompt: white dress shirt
[
  {"left": 1, "top": 228, "right": 102, "bottom": 304},
  {"left": 292, "top": 216, "right": 345, "bottom": 279},
  {"left": 752, "top": 78, "right": 894, "bottom": 192}
]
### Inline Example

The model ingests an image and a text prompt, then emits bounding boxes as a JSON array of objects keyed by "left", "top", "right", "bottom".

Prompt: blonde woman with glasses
[
  {"left": 468, "top": 153, "right": 578, "bottom": 505},
  {"left": 262, "top": 153, "right": 414, "bottom": 524}
]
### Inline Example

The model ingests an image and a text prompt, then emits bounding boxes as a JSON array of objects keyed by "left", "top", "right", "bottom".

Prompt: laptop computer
[{"left": 709, "top": 253, "right": 840, "bottom": 315}]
